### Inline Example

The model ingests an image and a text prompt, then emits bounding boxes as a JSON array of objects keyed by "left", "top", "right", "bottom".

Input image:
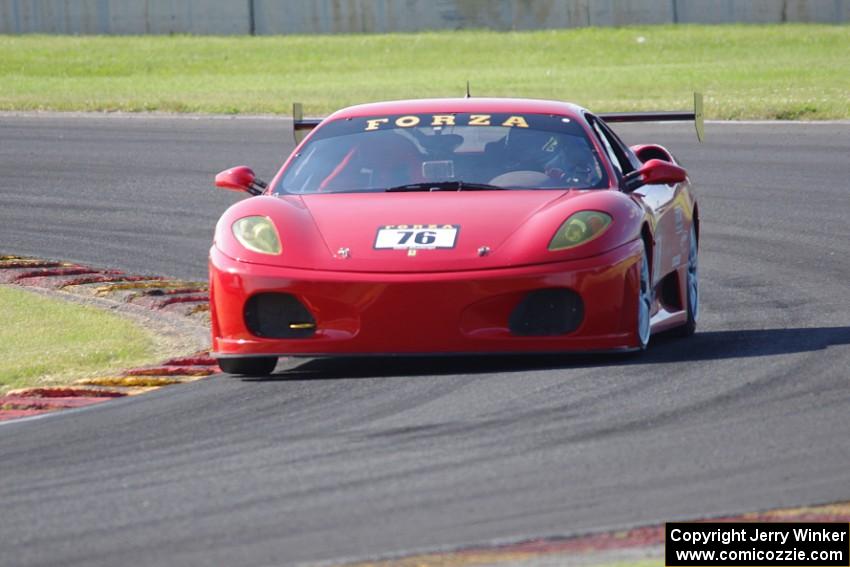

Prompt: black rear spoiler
[
  {"left": 292, "top": 92, "right": 705, "bottom": 144},
  {"left": 292, "top": 102, "right": 321, "bottom": 144},
  {"left": 599, "top": 92, "right": 704, "bottom": 142}
]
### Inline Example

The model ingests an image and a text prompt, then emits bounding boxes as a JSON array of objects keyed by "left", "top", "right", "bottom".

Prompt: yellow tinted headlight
[
  {"left": 232, "top": 216, "right": 281, "bottom": 255},
  {"left": 548, "top": 211, "right": 612, "bottom": 251}
]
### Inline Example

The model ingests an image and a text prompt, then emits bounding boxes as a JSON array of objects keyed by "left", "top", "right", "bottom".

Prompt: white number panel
[{"left": 374, "top": 225, "right": 459, "bottom": 250}]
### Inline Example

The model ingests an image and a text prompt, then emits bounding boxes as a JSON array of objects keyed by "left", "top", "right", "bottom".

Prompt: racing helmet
[{"left": 502, "top": 127, "right": 557, "bottom": 171}]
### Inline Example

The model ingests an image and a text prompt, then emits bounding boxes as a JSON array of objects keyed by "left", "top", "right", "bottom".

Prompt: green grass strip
[
  {"left": 1, "top": 24, "right": 848, "bottom": 119},
  {"left": 0, "top": 286, "right": 156, "bottom": 394},
  {"left": 592, "top": 558, "right": 662, "bottom": 567}
]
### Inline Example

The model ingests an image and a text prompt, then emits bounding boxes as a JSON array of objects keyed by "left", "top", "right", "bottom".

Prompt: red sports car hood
[
  {"left": 299, "top": 190, "right": 568, "bottom": 272},
  {"left": 216, "top": 189, "right": 638, "bottom": 273}
]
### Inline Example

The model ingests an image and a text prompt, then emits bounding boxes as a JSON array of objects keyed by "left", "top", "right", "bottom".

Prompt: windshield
[{"left": 276, "top": 113, "right": 608, "bottom": 194}]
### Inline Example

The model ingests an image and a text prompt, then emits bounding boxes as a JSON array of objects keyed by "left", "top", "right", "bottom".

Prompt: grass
[
  {"left": 0, "top": 24, "right": 848, "bottom": 119},
  {"left": 595, "top": 559, "right": 661, "bottom": 567},
  {"left": 0, "top": 286, "right": 157, "bottom": 394}
]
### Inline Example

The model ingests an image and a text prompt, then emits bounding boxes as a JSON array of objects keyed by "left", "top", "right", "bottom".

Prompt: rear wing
[
  {"left": 292, "top": 102, "right": 321, "bottom": 144},
  {"left": 292, "top": 92, "right": 705, "bottom": 144},
  {"left": 599, "top": 92, "right": 704, "bottom": 142}
]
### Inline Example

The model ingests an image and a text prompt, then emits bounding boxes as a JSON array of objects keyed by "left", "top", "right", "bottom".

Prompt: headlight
[
  {"left": 548, "top": 211, "right": 612, "bottom": 251},
  {"left": 232, "top": 216, "right": 281, "bottom": 255}
]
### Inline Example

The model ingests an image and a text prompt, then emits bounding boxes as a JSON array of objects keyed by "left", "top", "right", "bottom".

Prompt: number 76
[{"left": 397, "top": 230, "right": 437, "bottom": 245}]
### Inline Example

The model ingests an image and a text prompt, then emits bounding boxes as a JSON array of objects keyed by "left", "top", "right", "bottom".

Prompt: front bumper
[{"left": 209, "top": 241, "right": 643, "bottom": 356}]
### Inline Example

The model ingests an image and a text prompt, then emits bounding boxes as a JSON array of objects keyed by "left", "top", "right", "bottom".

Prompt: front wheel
[
  {"left": 671, "top": 224, "right": 699, "bottom": 337},
  {"left": 218, "top": 356, "right": 277, "bottom": 376},
  {"left": 635, "top": 240, "right": 652, "bottom": 350}
]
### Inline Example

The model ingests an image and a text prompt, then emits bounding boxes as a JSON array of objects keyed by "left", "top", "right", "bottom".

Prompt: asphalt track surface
[{"left": 1, "top": 115, "right": 849, "bottom": 567}]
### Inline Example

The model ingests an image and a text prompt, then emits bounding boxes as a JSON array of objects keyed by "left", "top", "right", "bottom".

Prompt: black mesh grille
[
  {"left": 244, "top": 293, "right": 316, "bottom": 339},
  {"left": 509, "top": 288, "right": 584, "bottom": 336}
]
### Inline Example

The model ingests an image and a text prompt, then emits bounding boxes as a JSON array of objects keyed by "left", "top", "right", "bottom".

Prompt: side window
[
  {"left": 587, "top": 115, "right": 636, "bottom": 176},
  {"left": 590, "top": 119, "right": 622, "bottom": 175},
  {"left": 598, "top": 120, "right": 641, "bottom": 173}
]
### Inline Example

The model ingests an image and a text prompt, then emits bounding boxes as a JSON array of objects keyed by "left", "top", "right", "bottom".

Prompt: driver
[
  {"left": 501, "top": 127, "right": 599, "bottom": 186},
  {"left": 502, "top": 127, "right": 557, "bottom": 172}
]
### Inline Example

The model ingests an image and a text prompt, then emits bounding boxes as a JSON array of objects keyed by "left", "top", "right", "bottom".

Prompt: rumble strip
[
  {"left": 0, "top": 254, "right": 219, "bottom": 422},
  {"left": 339, "top": 502, "right": 850, "bottom": 567}
]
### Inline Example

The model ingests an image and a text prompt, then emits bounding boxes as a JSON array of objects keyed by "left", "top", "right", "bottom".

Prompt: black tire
[
  {"left": 635, "top": 239, "right": 652, "bottom": 351},
  {"left": 218, "top": 356, "right": 277, "bottom": 376},
  {"left": 671, "top": 224, "right": 699, "bottom": 338}
]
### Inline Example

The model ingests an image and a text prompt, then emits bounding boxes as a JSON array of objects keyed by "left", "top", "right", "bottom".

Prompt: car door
[{"left": 587, "top": 115, "right": 683, "bottom": 284}]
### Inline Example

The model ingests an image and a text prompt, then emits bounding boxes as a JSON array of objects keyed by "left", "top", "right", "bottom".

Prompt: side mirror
[
  {"left": 623, "top": 159, "right": 687, "bottom": 192},
  {"left": 215, "top": 166, "right": 267, "bottom": 196}
]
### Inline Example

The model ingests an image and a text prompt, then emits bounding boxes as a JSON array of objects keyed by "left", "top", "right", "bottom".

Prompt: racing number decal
[
  {"left": 375, "top": 225, "right": 459, "bottom": 250},
  {"left": 397, "top": 231, "right": 434, "bottom": 245}
]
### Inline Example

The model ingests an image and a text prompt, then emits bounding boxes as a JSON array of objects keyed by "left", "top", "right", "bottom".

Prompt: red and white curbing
[
  {"left": 342, "top": 502, "right": 850, "bottom": 566},
  {"left": 0, "top": 254, "right": 219, "bottom": 422}
]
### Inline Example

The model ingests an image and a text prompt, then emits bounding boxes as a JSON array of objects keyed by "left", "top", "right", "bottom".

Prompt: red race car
[{"left": 210, "top": 95, "right": 704, "bottom": 375}]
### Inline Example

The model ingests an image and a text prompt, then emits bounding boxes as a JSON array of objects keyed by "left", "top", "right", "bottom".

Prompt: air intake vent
[
  {"left": 244, "top": 293, "right": 316, "bottom": 339},
  {"left": 509, "top": 288, "right": 584, "bottom": 336}
]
